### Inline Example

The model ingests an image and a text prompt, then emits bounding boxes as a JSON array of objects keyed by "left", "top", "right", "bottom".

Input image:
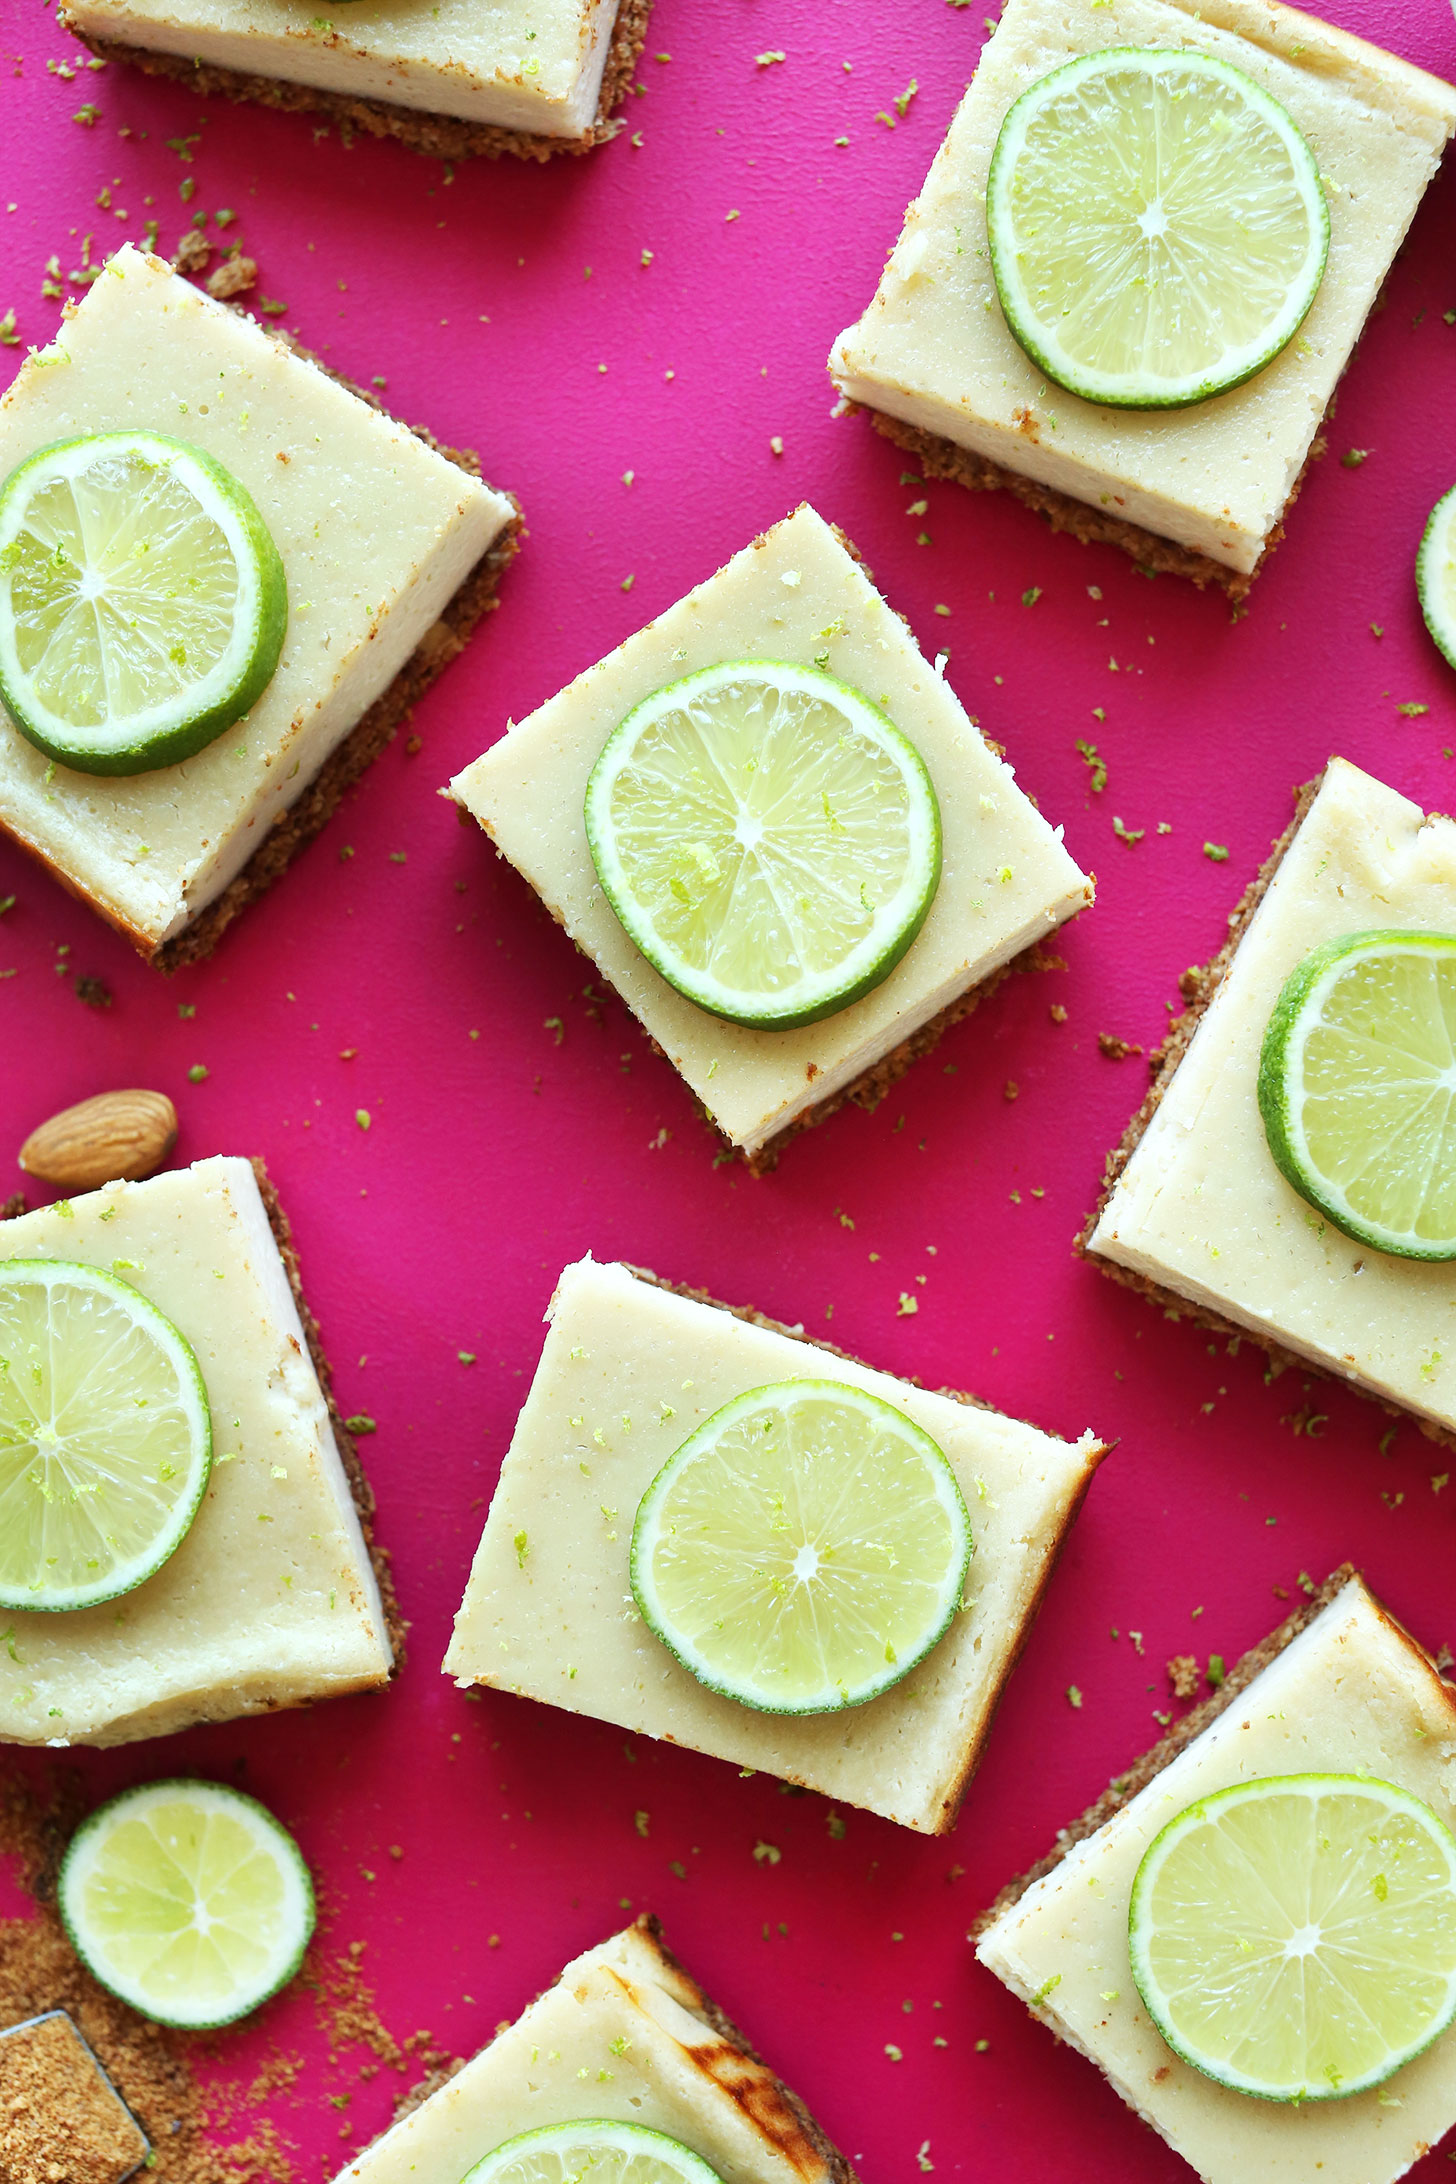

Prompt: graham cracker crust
[
  {"left": 1071, "top": 768, "right": 1456, "bottom": 1450},
  {"left": 61, "top": 0, "right": 653, "bottom": 164},
  {"left": 974, "top": 1562, "right": 1355, "bottom": 1937},
  {"left": 626, "top": 1263, "right": 1110, "bottom": 1833},
  {"left": 150, "top": 329, "right": 523, "bottom": 971},
  {"left": 0, "top": 1162, "right": 406, "bottom": 1680},
  {"left": 856, "top": 407, "right": 1327, "bottom": 609}
]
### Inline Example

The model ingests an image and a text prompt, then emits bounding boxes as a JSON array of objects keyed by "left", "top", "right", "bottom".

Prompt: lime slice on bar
[
  {"left": 987, "top": 48, "right": 1329, "bottom": 408},
  {"left": 1257, "top": 930, "right": 1456, "bottom": 1260},
  {"left": 0, "top": 430, "right": 287, "bottom": 775},
  {"left": 1417, "top": 482, "right": 1456, "bottom": 672},
  {"left": 463, "top": 2122, "right": 725, "bottom": 2184},
  {"left": 0, "top": 1259, "right": 212, "bottom": 1612},
  {"left": 59, "top": 1780, "right": 315, "bottom": 2029},
  {"left": 1129, "top": 1773, "right": 1456, "bottom": 2101},
  {"left": 630, "top": 1378, "right": 971, "bottom": 1714},
  {"left": 584, "top": 660, "right": 941, "bottom": 1029}
]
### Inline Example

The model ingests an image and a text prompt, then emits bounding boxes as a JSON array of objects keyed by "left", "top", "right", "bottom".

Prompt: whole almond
[{"left": 19, "top": 1090, "right": 178, "bottom": 1191}]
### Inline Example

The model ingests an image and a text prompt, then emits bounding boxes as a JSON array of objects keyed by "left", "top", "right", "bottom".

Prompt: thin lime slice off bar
[
  {"left": 1257, "top": 930, "right": 1456, "bottom": 1260},
  {"left": 987, "top": 48, "right": 1329, "bottom": 409},
  {"left": 59, "top": 1780, "right": 315, "bottom": 2030},
  {"left": 463, "top": 2122, "right": 725, "bottom": 2184},
  {"left": 584, "top": 660, "right": 942, "bottom": 1030},
  {"left": 630, "top": 1379, "right": 971, "bottom": 1715},
  {"left": 0, "top": 1259, "right": 212, "bottom": 1613},
  {"left": 0, "top": 430, "right": 287, "bottom": 775},
  {"left": 1417, "top": 482, "right": 1456, "bottom": 671},
  {"left": 1129, "top": 1773, "right": 1456, "bottom": 2101}
]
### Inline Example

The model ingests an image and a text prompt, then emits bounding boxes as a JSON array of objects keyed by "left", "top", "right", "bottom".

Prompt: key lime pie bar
[
  {"left": 0, "top": 245, "right": 517, "bottom": 966},
  {"left": 830, "top": 0, "right": 1456, "bottom": 598},
  {"left": 450, "top": 505, "right": 1091, "bottom": 1168},
  {"left": 444, "top": 1256, "right": 1107, "bottom": 1834},
  {"left": 0, "top": 1155, "right": 397, "bottom": 1746},
  {"left": 61, "top": 0, "right": 652, "bottom": 163},
  {"left": 975, "top": 1568, "right": 1456, "bottom": 2183},
  {"left": 337, "top": 1916, "right": 855, "bottom": 2184},
  {"left": 1084, "top": 758, "right": 1456, "bottom": 1444}
]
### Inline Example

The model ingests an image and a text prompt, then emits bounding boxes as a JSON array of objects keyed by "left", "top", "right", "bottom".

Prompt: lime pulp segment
[
  {"left": 630, "top": 1379, "right": 972, "bottom": 1715},
  {"left": 1417, "top": 483, "right": 1456, "bottom": 672},
  {"left": 0, "top": 431, "right": 287, "bottom": 775},
  {"left": 1129, "top": 1773, "right": 1456, "bottom": 2101},
  {"left": 463, "top": 2121, "right": 725, "bottom": 2184},
  {"left": 986, "top": 48, "right": 1329, "bottom": 408},
  {"left": 1257, "top": 931, "right": 1456, "bottom": 1260},
  {"left": 59, "top": 1780, "right": 316, "bottom": 2030},
  {"left": 0, "top": 1259, "right": 212, "bottom": 1613},
  {"left": 584, "top": 660, "right": 942, "bottom": 1030}
]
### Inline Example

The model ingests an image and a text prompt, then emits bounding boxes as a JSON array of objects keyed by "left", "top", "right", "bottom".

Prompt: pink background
[{"left": 4, "top": 2, "right": 1456, "bottom": 2175}]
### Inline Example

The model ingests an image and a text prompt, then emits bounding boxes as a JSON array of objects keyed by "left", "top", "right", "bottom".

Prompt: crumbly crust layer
[
  {"left": 854, "top": 407, "right": 1328, "bottom": 608},
  {"left": 0, "top": 1166, "right": 406, "bottom": 1679},
  {"left": 626, "top": 1264, "right": 1108, "bottom": 1831},
  {"left": 973, "top": 1563, "right": 1356, "bottom": 1936},
  {"left": 148, "top": 329, "right": 523, "bottom": 969},
  {"left": 1072, "top": 770, "right": 1456, "bottom": 1449},
  {"left": 59, "top": 0, "right": 653, "bottom": 163}
]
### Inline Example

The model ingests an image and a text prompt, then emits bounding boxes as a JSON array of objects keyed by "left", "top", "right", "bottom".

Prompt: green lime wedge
[
  {"left": 59, "top": 1780, "right": 315, "bottom": 2029},
  {"left": 0, "top": 1259, "right": 212, "bottom": 1613},
  {"left": 1257, "top": 930, "right": 1456, "bottom": 1260},
  {"left": 463, "top": 2122, "right": 725, "bottom": 2184},
  {"left": 1417, "top": 482, "right": 1456, "bottom": 672},
  {"left": 0, "top": 430, "right": 287, "bottom": 775},
  {"left": 986, "top": 48, "right": 1329, "bottom": 409},
  {"left": 584, "top": 660, "right": 942, "bottom": 1030},
  {"left": 1129, "top": 1773, "right": 1456, "bottom": 2101},
  {"left": 630, "top": 1379, "right": 971, "bottom": 1715}
]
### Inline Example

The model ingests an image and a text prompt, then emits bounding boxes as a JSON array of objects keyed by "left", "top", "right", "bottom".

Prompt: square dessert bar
[
  {"left": 336, "top": 1916, "right": 856, "bottom": 2184},
  {"left": 1084, "top": 758, "right": 1456, "bottom": 1444},
  {"left": 0, "top": 245, "right": 518, "bottom": 966},
  {"left": 830, "top": 0, "right": 1456, "bottom": 597},
  {"left": 450, "top": 504, "right": 1092, "bottom": 1168},
  {"left": 62, "top": 0, "right": 652, "bottom": 164},
  {"left": 444, "top": 1256, "right": 1107, "bottom": 1834},
  {"left": 975, "top": 1569, "right": 1456, "bottom": 2184},
  {"left": 0, "top": 1155, "right": 397, "bottom": 1746}
]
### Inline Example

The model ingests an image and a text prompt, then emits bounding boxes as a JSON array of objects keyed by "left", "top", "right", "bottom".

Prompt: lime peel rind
[
  {"left": 0, "top": 1257, "right": 213, "bottom": 1613},
  {"left": 1417, "top": 483, "right": 1456, "bottom": 673},
  {"left": 58, "top": 1779, "right": 315, "bottom": 2031},
  {"left": 1258, "top": 929, "right": 1456, "bottom": 1261},
  {"left": 462, "top": 2120, "right": 725, "bottom": 2184},
  {"left": 584, "top": 659, "right": 942, "bottom": 1031},
  {"left": 0, "top": 430, "right": 287, "bottom": 776},
  {"left": 986, "top": 47, "right": 1329, "bottom": 410},
  {"left": 1129, "top": 1772, "right": 1456, "bottom": 2102},
  {"left": 630, "top": 1377, "right": 972, "bottom": 1717}
]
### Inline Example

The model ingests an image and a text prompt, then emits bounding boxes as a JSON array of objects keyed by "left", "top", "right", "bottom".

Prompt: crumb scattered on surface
[
  {"left": 1097, "top": 1033, "right": 1144, "bottom": 1061},
  {"left": 1166, "top": 1653, "right": 1200, "bottom": 1700}
]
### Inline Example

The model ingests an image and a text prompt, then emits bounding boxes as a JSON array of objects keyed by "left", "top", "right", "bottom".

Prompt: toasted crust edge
[
  {"left": 59, "top": 0, "right": 653, "bottom": 163},
  {"left": 972, "top": 1561, "right": 1357, "bottom": 1937},
  {"left": 634, "top": 1914, "right": 861, "bottom": 2184},
  {"left": 849, "top": 406, "right": 1328, "bottom": 609},
  {"left": 624, "top": 1263, "right": 1110, "bottom": 1833},
  {"left": 1074, "top": 769, "right": 1456, "bottom": 1451}
]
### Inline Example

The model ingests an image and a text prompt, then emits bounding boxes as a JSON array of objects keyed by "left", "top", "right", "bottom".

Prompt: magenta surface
[{"left": 3, "top": 3, "right": 1456, "bottom": 2176}]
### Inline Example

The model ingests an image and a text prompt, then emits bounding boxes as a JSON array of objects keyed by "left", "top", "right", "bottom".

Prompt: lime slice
[
  {"left": 1417, "top": 483, "right": 1456, "bottom": 672},
  {"left": 630, "top": 1379, "right": 971, "bottom": 1715},
  {"left": 986, "top": 48, "right": 1329, "bottom": 408},
  {"left": 1129, "top": 1773, "right": 1456, "bottom": 2101},
  {"left": 0, "top": 430, "right": 287, "bottom": 776},
  {"left": 59, "top": 1780, "right": 315, "bottom": 2030},
  {"left": 1257, "top": 930, "right": 1456, "bottom": 1260},
  {"left": 0, "top": 1259, "right": 212, "bottom": 1613},
  {"left": 463, "top": 2122, "right": 724, "bottom": 2184},
  {"left": 583, "top": 660, "right": 942, "bottom": 1030}
]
